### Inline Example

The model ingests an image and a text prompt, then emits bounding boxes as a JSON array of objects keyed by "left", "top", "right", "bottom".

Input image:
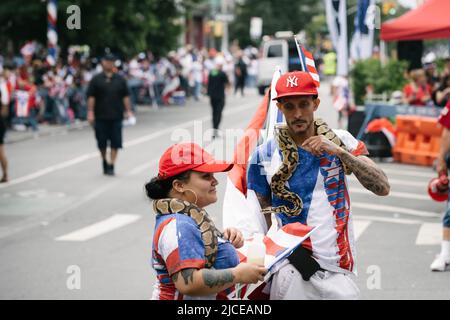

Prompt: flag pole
[
  {"left": 47, "top": 0, "right": 58, "bottom": 66},
  {"left": 294, "top": 36, "right": 306, "bottom": 72}
]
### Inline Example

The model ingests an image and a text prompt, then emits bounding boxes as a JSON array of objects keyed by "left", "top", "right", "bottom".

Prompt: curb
[{"left": 4, "top": 121, "right": 91, "bottom": 144}]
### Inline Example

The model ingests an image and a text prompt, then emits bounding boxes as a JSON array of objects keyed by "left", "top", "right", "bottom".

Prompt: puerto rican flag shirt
[
  {"left": 247, "top": 130, "right": 368, "bottom": 275},
  {"left": 151, "top": 213, "right": 239, "bottom": 300}
]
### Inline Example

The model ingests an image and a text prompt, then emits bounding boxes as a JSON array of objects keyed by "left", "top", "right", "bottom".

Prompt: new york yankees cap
[{"left": 272, "top": 71, "right": 318, "bottom": 100}]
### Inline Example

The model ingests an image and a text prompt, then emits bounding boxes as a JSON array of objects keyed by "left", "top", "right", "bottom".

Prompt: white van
[{"left": 257, "top": 33, "right": 302, "bottom": 95}]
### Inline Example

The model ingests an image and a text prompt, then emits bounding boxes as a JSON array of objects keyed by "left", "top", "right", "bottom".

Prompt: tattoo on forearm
[
  {"left": 172, "top": 268, "right": 195, "bottom": 285},
  {"left": 338, "top": 152, "right": 390, "bottom": 196},
  {"left": 202, "top": 269, "right": 234, "bottom": 288}
]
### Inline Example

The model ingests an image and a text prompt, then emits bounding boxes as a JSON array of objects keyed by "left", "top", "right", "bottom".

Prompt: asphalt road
[{"left": 0, "top": 83, "right": 448, "bottom": 300}]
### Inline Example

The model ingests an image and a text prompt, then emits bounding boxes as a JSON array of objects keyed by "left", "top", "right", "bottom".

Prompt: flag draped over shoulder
[
  {"left": 222, "top": 38, "right": 321, "bottom": 238},
  {"left": 221, "top": 38, "right": 323, "bottom": 300},
  {"left": 222, "top": 91, "right": 270, "bottom": 237},
  {"left": 222, "top": 68, "right": 283, "bottom": 237}
]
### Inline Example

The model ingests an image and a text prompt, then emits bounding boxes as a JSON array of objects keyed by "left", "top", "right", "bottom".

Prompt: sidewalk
[{"left": 4, "top": 120, "right": 91, "bottom": 144}]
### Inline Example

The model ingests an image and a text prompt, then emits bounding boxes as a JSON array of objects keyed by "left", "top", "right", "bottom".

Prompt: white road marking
[
  {"left": 380, "top": 168, "right": 434, "bottom": 179},
  {"left": 353, "top": 220, "right": 371, "bottom": 240},
  {"left": 352, "top": 202, "right": 441, "bottom": 218},
  {"left": 0, "top": 180, "right": 122, "bottom": 240},
  {"left": 0, "top": 113, "right": 252, "bottom": 239},
  {"left": 415, "top": 223, "right": 442, "bottom": 245},
  {"left": 353, "top": 215, "right": 422, "bottom": 225},
  {"left": 55, "top": 214, "right": 141, "bottom": 242},
  {"left": 0, "top": 153, "right": 98, "bottom": 189},
  {"left": 348, "top": 176, "right": 425, "bottom": 188},
  {"left": 0, "top": 101, "right": 256, "bottom": 189},
  {"left": 349, "top": 187, "right": 430, "bottom": 201}
]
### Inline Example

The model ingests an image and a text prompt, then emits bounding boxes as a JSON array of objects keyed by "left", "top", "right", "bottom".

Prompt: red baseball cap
[
  {"left": 272, "top": 71, "right": 318, "bottom": 100},
  {"left": 158, "top": 142, "right": 233, "bottom": 179}
]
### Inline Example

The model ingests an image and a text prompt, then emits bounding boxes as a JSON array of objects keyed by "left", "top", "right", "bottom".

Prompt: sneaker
[
  {"left": 105, "top": 164, "right": 115, "bottom": 176},
  {"left": 430, "top": 254, "right": 450, "bottom": 271},
  {"left": 102, "top": 159, "right": 108, "bottom": 175}
]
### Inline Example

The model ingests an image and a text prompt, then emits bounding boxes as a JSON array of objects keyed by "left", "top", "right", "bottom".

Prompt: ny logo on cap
[{"left": 286, "top": 75, "right": 298, "bottom": 88}]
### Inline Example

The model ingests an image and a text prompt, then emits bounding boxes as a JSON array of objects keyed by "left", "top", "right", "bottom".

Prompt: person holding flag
[
  {"left": 246, "top": 69, "right": 390, "bottom": 299},
  {"left": 145, "top": 142, "right": 267, "bottom": 300}
]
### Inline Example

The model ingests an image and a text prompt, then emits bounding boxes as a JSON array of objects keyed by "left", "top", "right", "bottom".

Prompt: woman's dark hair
[{"left": 144, "top": 171, "right": 192, "bottom": 200}]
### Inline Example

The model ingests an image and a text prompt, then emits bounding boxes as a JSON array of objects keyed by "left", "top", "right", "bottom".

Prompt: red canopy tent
[{"left": 381, "top": 0, "right": 450, "bottom": 41}]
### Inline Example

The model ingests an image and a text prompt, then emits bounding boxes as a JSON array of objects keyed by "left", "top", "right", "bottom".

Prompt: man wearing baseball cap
[
  {"left": 247, "top": 71, "right": 390, "bottom": 299},
  {"left": 86, "top": 52, "right": 134, "bottom": 176}
]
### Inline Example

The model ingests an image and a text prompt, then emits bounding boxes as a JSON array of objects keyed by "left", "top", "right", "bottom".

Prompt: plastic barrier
[{"left": 392, "top": 115, "right": 442, "bottom": 166}]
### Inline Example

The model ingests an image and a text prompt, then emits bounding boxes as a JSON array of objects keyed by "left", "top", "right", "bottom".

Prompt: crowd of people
[
  {"left": 402, "top": 54, "right": 450, "bottom": 107},
  {"left": 0, "top": 44, "right": 259, "bottom": 133}
]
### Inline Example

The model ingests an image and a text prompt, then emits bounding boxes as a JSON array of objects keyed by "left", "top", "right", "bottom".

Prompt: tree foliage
[
  {"left": 229, "top": 0, "right": 324, "bottom": 47},
  {"left": 0, "top": 0, "right": 193, "bottom": 58},
  {"left": 350, "top": 58, "right": 409, "bottom": 105}
]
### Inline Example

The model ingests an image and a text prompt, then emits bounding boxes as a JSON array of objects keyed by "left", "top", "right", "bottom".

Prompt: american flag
[{"left": 294, "top": 37, "right": 320, "bottom": 87}]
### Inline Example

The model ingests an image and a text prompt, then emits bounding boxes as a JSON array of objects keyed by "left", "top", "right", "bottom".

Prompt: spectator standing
[
  {"left": 234, "top": 52, "right": 247, "bottom": 97},
  {"left": 207, "top": 56, "right": 229, "bottom": 140},
  {"left": 0, "top": 69, "right": 10, "bottom": 183},
  {"left": 403, "top": 69, "right": 433, "bottom": 106},
  {"left": 86, "top": 53, "right": 133, "bottom": 176},
  {"left": 435, "top": 75, "right": 450, "bottom": 107}
]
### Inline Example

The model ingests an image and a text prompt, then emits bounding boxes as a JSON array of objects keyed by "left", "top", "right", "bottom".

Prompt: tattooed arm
[
  {"left": 255, "top": 192, "right": 273, "bottom": 230},
  {"left": 337, "top": 151, "right": 390, "bottom": 196},
  {"left": 171, "top": 263, "right": 267, "bottom": 296},
  {"left": 302, "top": 135, "right": 390, "bottom": 196}
]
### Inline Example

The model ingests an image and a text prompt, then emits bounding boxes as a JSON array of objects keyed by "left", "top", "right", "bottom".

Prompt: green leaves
[
  {"left": 229, "top": 0, "right": 323, "bottom": 47},
  {"left": 0, "top": 0, "right": 191, "bottom": 58},
  {"left": 350, "top": 59, "right": 409, "bottom": 105}
]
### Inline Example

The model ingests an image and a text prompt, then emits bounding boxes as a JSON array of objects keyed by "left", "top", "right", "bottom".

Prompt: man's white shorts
[{"left": 270, "top": 263, "right": 360, "bottom": 300}]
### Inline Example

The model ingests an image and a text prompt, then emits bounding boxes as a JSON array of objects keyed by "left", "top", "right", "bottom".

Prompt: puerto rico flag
[
  {"left": 227, "top": 222, "right": 317, "bottom": 300},
  {"left": 294, "top": 37, "right": 320, "bottom": 87},
  {"left": 222, "top": 67, "right": 284, "bottom": 237},
  {"left": 15, "top": 90, "right": 32, "bottom": 117}
]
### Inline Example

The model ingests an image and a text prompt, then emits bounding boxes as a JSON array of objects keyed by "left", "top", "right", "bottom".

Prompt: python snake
[
  {"left": 153, "top": 198, "right": 222, "bottom": 268},
  {"left": 261, "top": 118, "right": 351, "bottom": 217}
]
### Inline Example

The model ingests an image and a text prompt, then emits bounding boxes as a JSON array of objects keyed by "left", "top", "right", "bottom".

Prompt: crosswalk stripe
[
  {"left": 380, "top": 168, "right": 434, "bottom": 179},
  {"left": 352, "top": 202, "right": 441, "bottom": 218},
  {"left": 353, "top": 220, "right": 371, "bottom": 240},
  {"left": 415, "top": 223, "right": 442, "bottom": 245},
  {"left": 55, "top": 214, "right": 141, "bottom": 242},
  {"left": 350, "top": 188, "right": 431, "bottom": 201},
  {"left": 348, "top": 176, "right": 425, "bottom": 188},
  {"left": 354, "top": 215, "right": 421, "bottom": 225}
]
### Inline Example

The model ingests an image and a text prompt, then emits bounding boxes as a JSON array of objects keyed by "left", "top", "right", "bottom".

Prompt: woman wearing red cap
[{"left": 145, "top": 142, "right": 267, "bottom": 300}]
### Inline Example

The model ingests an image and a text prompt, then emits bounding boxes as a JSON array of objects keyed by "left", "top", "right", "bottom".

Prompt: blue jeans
[
  {"left": 445, "top": 193, "right": 450, "bottom": 227},
  {"left": 194, "top": 81, "right": 202, "bottom": 100},
  {"left": 12, "top": 108, "right": 38, "bottom": 131}
]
